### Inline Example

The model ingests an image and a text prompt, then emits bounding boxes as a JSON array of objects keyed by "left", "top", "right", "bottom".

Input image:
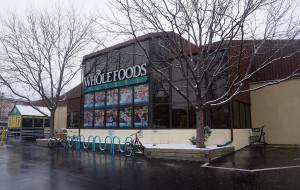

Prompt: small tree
[
  {"left": 0, "top": 6, "right": 102, "bottom": 137},
  {"left": 102, "top": 0, "right": 300, "bottom": 147}
]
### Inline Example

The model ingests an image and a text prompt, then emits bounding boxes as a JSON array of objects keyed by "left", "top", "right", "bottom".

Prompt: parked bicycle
[
  {"left": 48, "top": 136, "right": 66, "bottom": 149},
  {"left": 124, "top": 130, "right": 144, "bottom": 157},
  {"left": 65, "top": 130, "right": 80, "bottom": 148}
]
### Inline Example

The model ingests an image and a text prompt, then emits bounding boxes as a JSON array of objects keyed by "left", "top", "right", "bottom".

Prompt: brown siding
[{"left": 67, "top": 97, "right": 81, "bottom": 112}]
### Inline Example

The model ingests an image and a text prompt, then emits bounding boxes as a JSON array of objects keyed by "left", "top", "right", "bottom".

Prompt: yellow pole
[{"left": 1, "top": 127, "right": 5, "bottom": 145}]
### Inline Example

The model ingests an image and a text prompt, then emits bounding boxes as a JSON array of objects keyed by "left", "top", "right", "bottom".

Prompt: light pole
[{"left": 0, "top": 92, "right": 3, "bottom": 119}]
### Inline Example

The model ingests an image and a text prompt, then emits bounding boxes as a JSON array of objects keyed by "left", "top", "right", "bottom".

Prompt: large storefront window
[
  {"left": 83, "top": 110, "right": 93, "bottom": 128},
  {"left": 119, "top": 107, "right": 132, "bottom": 128},
  {"left": 210, "top": 105, "right": 230, "bottom": 129},
  {"left": 134, "top": 106, "right": 148, "bottom": 128},
  {"left": 134, "top": 84, "right": 149, "bottom": 104},
  {"left": 106, "top": 109, "right": 117, "bottom": 127},
  {"left": 84, "top": 93, "right": 94, "bottom": 109},
  {"left": 172, "top": 103, "right": 188, "bottom": 128},
  {"left": 95, "top": 92, "right": 105, "bottom": 107},
  {"left": 82, "top": 84, "right": 149, "bottom": 129},
  {"left": 153, "top": 104, "right": 170, "bottom": 128},
  {"left": 120, "top": 87, "right": 133, "bottom": 105},
  {"left": 232, "top": 101, "right": 251, "bottom": 129},
  {"left": 67, "top": 112, "right": 79, "bottom": 129},
  {"left": 107, "top": 89, "right": 118, "bottom": 106},
  {"left": 94, "top": 110, "right": 105, "bottom": 127}
]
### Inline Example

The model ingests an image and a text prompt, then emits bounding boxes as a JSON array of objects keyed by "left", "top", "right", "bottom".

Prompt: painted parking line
[{"left": 201, "top": 163, "right": 300, "bottom": 172}]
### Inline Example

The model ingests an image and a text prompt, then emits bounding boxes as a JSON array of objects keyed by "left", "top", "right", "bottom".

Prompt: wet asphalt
[{"left": 1, "top": 144, "right": 300, "bottom": 190}]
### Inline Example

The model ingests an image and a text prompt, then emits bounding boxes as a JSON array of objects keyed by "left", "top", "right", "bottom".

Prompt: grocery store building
[{"left": 65, "top": 33, "right": 300, "bottom": 150}]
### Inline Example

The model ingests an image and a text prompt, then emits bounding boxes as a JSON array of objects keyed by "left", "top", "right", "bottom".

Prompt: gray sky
[
  {"left": 0, "top": 0, "right": 107, "bottom": 15},
  {"left": 0, "top": 0, "right": 110, "bottom": 98}
]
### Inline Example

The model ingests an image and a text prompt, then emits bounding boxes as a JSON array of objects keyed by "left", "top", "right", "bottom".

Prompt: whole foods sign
[{"left": 84, "top": 64, "right": 147, "bottom": 92}]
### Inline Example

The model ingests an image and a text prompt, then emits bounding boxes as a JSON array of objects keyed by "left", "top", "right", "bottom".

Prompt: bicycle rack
[
  {"left": 93, "top": 135, "right": 114, "bottom": 154},
  {"left": 81, "top": 135, "right": 94, "bottom": 150},
  {"left": 63, "top": 134, "right": 138, "bottom": 156},
  {"left": 113, "top": 136, "right": 131, "bottom": 153},
  {"left": 66, "top": 135, "right": 80, "bottom": 150}
]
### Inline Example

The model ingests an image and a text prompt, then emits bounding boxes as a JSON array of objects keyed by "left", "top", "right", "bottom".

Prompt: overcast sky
[
  {"left": 0, "top": 0, "right": 107, "bottom": 15},
  {"left": 0, "top": 0, "right": 111, "bottom": 97}
]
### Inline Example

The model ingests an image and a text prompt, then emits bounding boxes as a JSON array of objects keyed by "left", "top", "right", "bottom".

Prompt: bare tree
[
  {"left": 0, "top": 6, "right": 102, "bottom": 137},
  {"left": 101, "top": 0, "right": 300, "bottom": 147}
]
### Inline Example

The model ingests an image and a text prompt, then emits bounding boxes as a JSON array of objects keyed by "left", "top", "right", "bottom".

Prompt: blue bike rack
[
  {"left": 113, "top": 136, "right": 130, "bottom": 153},
  {"left": 66, "top": 135, "right": 80, "bottom": 150},
  {"left": 65, "top": 134, "right": 138, "bottom": 156},
  {"left": 81, "top": 135, "right": 94, "bottom": 150},
  {"left": 93, "top": 135, "right": 114, "bottom": 154}
]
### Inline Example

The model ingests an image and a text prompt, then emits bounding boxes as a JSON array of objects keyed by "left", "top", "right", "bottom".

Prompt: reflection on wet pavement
[{"left": 1, "top": 144, "right": 300, "bottom": 190}]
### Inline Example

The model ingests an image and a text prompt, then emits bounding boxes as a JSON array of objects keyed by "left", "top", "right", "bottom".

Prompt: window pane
[
  {"left": 188, "top": 105, "right": 196, "bottom": 128},
  {"left": 106, "top": 89, "right": 118, "bottom": 106},
  {"left": 245, "top": 104, "right": 251, "bottom": 128},
  {"left": 233, "top": 101, "right": 240, "bottom": 128},
  {"left": 106, "top": 109, "right": 117, "bottom": 127},
  {"left": 172, "top": 103, "right": 188, "bottom": 128},
  {"left": 119, "top": 107, "right": 133, "bottom": 128},
  {"left": 94, "top": 110, "right": 105, "bottom": 128},
  {"left": 95, "top": 55, "right": 107, "bottom": 73},
  {"left": 84, "top": 58, "right": 96, "bottom": 77},
  {"left": 153, "top": 104, "right": 170, "bottom": 128},
  {"left": 134, "top": 106, "right": 148, "bottom": 128},
  {"left": 73, "top": 112, "right": 80, "bottom": 128},
  {"left": 188, "top": 86, "right": 196, "bottom": 104},
  {"left": 239, "top": 103, "right": 246, "bottom": 128},
  {"left": 134, "top": 42, "right": 149, "bottom": 66},
  {"left": 211, "top": 105, "right": 229, "bottom": 129},
  {"left": 107, "top": 50, "right": 119, "bottom": 71},
  {"left": 119, "top": 87, "right": 133, "bottom": 105},
  {"left": 34, "top": 119, "right": 43, "bottom": 128},
  {"left": 153, "top": 82, "right": 169, "bottom": 104},
  {"left": 22, "top": 118, "right": 33, "bottom": 127},
  {"left": 83, "top": 110, "right": 93, "bottom": 128},
  {"left": 134, "top": 84, "right": 149, "bottom": 104},
  {"left": 84, "top": 93, "right": 94, "bottom": 109},
  {"left": 120, "top": 45, "right": 133, "bottom": 68},
  {"left": 172, "top": 80, "right": 187, "bottom": 103},
  {"left": 95, "top": 91, "right": 105, "bottom": 107}
]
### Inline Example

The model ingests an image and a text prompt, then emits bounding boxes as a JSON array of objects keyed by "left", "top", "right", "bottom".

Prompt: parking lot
[{"left": 1, "top": 143, "right": 300, "bottom": 189}]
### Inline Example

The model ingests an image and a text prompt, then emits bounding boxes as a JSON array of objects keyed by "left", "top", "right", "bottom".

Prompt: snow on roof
[{"left": 16, "top": 105, "right": 50, "bottom": 117}]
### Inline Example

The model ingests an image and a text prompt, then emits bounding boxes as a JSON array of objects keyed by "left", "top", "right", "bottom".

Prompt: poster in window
[
  {"left": 106, "top": 109, "right": 117, "bottom": 127},
  {"left": 134, "top": 106, "right": 148, "bottom": 127},
  {"left": 119, "top": 107, "right": 132, "bottom": 128},
  {"left": 94, "top": 110, "right": 105, "bottom": 127},
  {"left": 134, "top": 84, "right": 149, "bottom": 104},
  {"left": 83, "top": 110, "right": 93, "bottom": 127},
  {"left": 119, "top": 87, "right": 133, "bottom": 105},
  {"left": 84, "top": 93, "right": 94, "bottom": 108},
  {"left": 95, "top": 91, "right": 105, "bottom": 107},
  {"left": 106, "top": 89, "right": 118, "bottom": 106}
]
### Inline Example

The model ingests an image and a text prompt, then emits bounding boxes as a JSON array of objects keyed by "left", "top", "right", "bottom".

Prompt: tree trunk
[
  {"left": 196, "top": 110, "right": 206, "bottom": 148},
  {"left": 49, "top": 110, "right": 56, "bottom": 138}
]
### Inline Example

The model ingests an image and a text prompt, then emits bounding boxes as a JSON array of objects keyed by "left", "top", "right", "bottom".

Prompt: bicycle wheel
[
  {"left": 48, "top": 138, "right": 55, "bottom": 149},
  {"left": 135, "top": 144, "right": 144, "bottom": 154},
  {"left": 124, "top": 142, "right": 132, "bottom": 157}
]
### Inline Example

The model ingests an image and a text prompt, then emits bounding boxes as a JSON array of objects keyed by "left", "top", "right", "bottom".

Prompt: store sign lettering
[{"left": 84, "top": 64, "right": 147, "bottom": 87}]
